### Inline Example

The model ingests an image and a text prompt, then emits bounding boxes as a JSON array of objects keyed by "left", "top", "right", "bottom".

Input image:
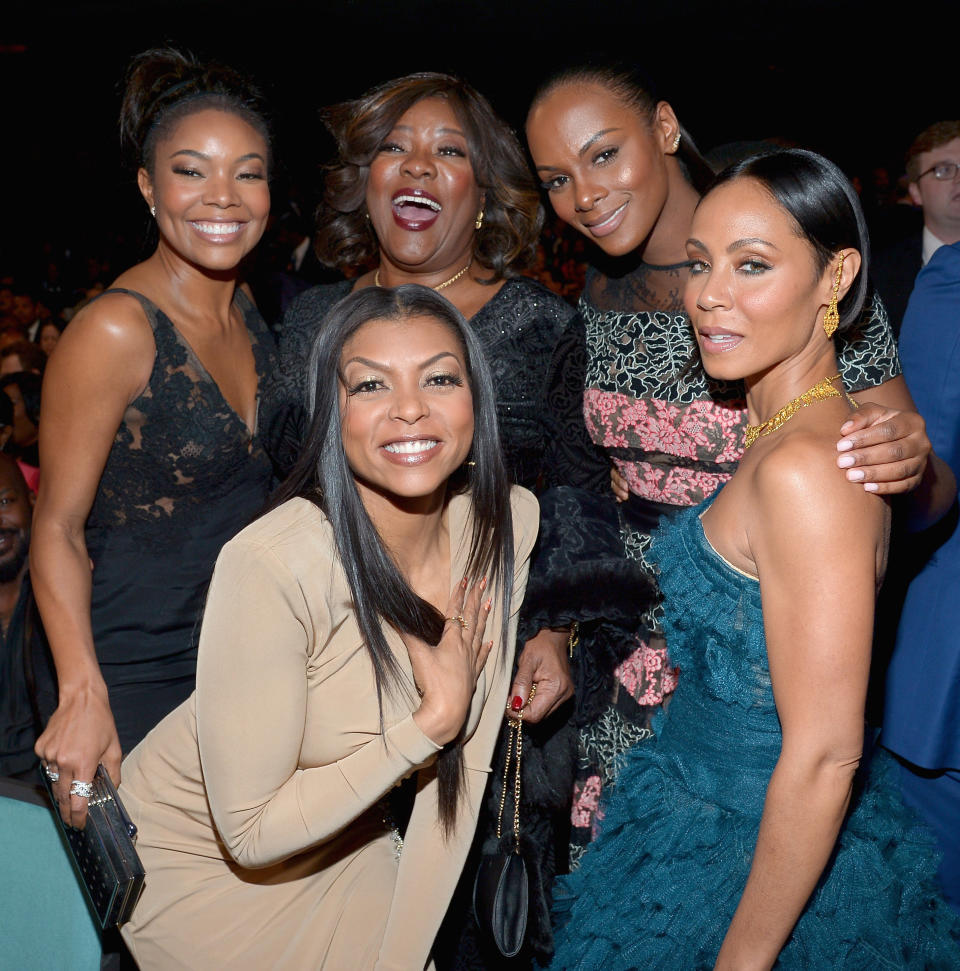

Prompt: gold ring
[{"left": 446, "top": 614, "right": 469, "bottom": 631}]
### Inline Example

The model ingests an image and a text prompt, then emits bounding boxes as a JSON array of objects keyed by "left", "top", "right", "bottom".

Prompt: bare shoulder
[
  {"left": 50, "top": 291, "right": 156, "bottom": 400},
  {"left": 749, "top": 422, "right": 886, "bottom": 551},
  {"left": 61, "top": 290, "right": 155, "bottom": 354}
]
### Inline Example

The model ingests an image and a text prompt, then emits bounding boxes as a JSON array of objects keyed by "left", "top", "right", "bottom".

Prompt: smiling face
[
  {"left": 365, "top": 97, "right": 482, "bottom": 276},
  {"left": 683, "top": 178, "right": 839, "bottom": 383},
  {"left": 339, "top": 314, "right": 474, "bottom": 508},
  {"left": 138, "top": 108, "right": 270, "bottom": 273},
  {"left": 0, "top": 458, "right": 32, "bottom": 583},
  {"left": 526, "top": 82, "right": 676, "bottom": 257}
]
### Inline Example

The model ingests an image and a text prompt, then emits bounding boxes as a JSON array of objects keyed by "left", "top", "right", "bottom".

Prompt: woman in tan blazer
[{"left": 117, "top": 285, "right": 539, "bottom": 970}]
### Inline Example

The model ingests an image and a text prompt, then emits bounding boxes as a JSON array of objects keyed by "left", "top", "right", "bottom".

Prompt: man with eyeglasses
[{"left": 873, "top": 120, "right": 960, "bottom": 336}]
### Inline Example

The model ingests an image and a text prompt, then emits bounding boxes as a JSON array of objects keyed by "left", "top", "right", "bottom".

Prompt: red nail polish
[{"left": 510, "top": 695, "right": 524, "bottom": 711}]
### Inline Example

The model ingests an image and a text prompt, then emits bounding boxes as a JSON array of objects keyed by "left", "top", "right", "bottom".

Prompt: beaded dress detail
[{"left": 272, "top": 277, "right": 574, "bottom": 489}]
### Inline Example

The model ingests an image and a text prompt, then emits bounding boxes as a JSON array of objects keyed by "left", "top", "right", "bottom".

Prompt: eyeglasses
[{"left": 917, "top": 161, "right": 960, "bottom": 181}]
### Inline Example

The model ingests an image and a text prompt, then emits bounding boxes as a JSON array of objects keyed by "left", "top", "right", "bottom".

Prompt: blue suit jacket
[{"left": 884, "top": 241, "right": 960, "bottom": 769}]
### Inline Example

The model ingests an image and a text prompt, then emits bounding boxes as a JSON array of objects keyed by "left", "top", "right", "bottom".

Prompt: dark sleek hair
[
  {"left": 269, "top": 284, "right": 514, "bottom": 834},
  {"left": 530, "top": 62, "right": 716, "bottom": 195},
  {"left": 0, "top": 389, "right": 13, "bottom": 434},
  {"left": 0, "top": 372, "right": 42, "bottom": 426},
  {"left": 315, "top": 72, "right": 543, "bottom": 280},
  {"left": 119, "top": 48, "right": 272, "bottom": 175},
  {"left": 709, "top": 149, "right": 870, "bottom": 331}
]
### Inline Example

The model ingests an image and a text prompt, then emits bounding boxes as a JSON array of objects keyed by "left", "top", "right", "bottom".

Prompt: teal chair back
[{"left": 0, "top": 776, "right": 102, "bottom": 970}]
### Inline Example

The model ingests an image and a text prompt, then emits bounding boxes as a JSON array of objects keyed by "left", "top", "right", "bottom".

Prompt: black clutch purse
[
  {"left": 473, "top": 704, "right": 530, "bottom": 959},
  {"left": 39, "top": 763, "right": 145, "bottom": 928}
]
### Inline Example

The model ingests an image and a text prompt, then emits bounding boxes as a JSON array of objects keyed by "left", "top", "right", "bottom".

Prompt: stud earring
[
  {"left": 150, "top": 205, "right": 156, "bottom": 217},
  {"left": 823, "top": 252, "right": 845, "bottom": 338},
  {"left": 475, "top": 209, "right": 484, "bottom": 231}
]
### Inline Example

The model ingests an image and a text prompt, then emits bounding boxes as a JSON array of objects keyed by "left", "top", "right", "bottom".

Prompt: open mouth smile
[
  {"left": 189, "top": 221, "right": 246, "bottom": 241},
  {"left": 391, "top": 189, "right": 442, "bottom": 231},
  {"left": 381, "top": 437, "right": 441, "bottom": 465}
]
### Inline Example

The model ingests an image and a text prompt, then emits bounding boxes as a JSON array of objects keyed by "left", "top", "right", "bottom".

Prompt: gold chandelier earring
[{"left": 823, "top": 252, "right": 845, "bottom": 338}]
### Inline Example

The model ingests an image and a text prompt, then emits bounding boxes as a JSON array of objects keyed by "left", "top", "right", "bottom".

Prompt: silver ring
[
  {"left": 69, "top": 780, "right": 95, "bottom": 800},
  {"left": 45, "top": 766, "right": 60, "bottom": 783}
]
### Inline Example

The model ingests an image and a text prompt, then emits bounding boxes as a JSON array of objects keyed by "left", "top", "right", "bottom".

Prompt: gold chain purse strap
[
  {"left": 474, "top": 683, "right": 536, "bottom": 958},
  {"left": 496, "top": 684, "right": 534, "bottom": 843}
]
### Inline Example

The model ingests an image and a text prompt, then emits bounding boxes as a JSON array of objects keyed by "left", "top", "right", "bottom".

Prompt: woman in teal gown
[{"left": 550, "top": 150, "right": 960, "bottom": 969}]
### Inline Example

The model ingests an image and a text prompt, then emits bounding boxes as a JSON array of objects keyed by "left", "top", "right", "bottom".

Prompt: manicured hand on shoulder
[{"left": 836, "top": 402, "right": 928, "bottom": 495}]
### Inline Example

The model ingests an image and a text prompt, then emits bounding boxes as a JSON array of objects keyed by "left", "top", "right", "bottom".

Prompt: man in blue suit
[
  {"left": 873, "top": 121, "right": 960, "bottom": 337},
  {"left": 883, "top": 239, "right": 960, "bottom": 911}
]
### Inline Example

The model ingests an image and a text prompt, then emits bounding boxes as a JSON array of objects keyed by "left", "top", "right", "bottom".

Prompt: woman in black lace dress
[{"left": 32, "top": 49, "right": 278, "bottom": 827}]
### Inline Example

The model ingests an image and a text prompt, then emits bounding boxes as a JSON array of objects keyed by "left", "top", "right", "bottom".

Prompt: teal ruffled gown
[{"left": 550, "top": 500, "right": 960, "bottom": 969}]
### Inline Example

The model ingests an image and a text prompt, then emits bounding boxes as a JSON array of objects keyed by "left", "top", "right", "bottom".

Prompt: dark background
[{"left": 2, "top": 0, "right": 956, "bottom": 274}]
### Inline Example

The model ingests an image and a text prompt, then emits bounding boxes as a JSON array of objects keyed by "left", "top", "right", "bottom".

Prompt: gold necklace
[
  {"left": 743, "top": 374, "right": 842, "bottom": 449},
  {"left": 374, "top": 258, "right": 472, "bottom": 292}
]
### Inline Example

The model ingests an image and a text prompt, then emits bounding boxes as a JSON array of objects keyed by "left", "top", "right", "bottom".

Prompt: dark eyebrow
[
  {"left": 579, "top": 127, "right": 621, "bottom": 156},
  {"left": 534, "top": 127, "right": 622, "bottom": 173},
  {"left": 169, "top": 149, "right": 266, "bottom": 164},
  {"left": 391, "top": 124, "right": 467, "bottom": 138},
  {"left": 728, "top": 237, "right": 779, "bottom": 252},
  {"left": 342, "top": 351, "right": 461, "bottom": 371},
  {"left": 685, "top": 236, "right": 780, "bottom": 253}
]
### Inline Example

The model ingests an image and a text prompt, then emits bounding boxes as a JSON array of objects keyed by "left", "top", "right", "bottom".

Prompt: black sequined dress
[
  {"left": 85, "top": 288, "right": 277, "bottom": 754},
  {"left": 271, "top": 277, "right": 574, "bottom": 489}
]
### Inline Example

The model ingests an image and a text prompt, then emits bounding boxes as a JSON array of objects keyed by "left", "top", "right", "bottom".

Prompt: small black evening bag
[{"left": 39, "top": 763, "right": 145, "bottom": 928}]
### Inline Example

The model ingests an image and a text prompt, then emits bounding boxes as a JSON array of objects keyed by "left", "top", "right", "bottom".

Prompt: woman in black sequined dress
[
  {"left": 31, "top": 49, "right": 278, "bottom": 828},
  {"left": 273, "top": 72, "right": 575, "bottom": 494}
]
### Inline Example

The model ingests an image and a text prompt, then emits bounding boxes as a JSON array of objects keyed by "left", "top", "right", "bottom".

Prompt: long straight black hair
[{"left": 269, "top": 284, "right": 514, "bottom": 834}]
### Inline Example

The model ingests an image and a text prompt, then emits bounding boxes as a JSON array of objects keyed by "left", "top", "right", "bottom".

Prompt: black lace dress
[
  {"left": 85, "top": 288, "right": 278, "bottom": 754},
  {"left": 270, "top": 277, "right": 575, "bottom": 489}
]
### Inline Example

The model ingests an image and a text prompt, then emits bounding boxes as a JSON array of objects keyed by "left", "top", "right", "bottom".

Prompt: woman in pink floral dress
[{"left": 518, "top": 63, "right": 947, "bottom": 875}]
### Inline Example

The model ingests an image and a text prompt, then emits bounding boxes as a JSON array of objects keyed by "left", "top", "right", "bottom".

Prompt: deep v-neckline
[
  {"left": 166, "top": 295, "right": 261, "bottom": 439},
  {"left": 105, "top": 286, "right": 263, "bottom": 438}
]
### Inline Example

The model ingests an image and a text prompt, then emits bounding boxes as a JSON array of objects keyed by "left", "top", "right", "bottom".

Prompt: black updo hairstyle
[
  {"left": 119, "top": 48, "right": 272, "bottom": 176},
  {"left": 709, "top": 148, "right": 870, "bottom": 333}
]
